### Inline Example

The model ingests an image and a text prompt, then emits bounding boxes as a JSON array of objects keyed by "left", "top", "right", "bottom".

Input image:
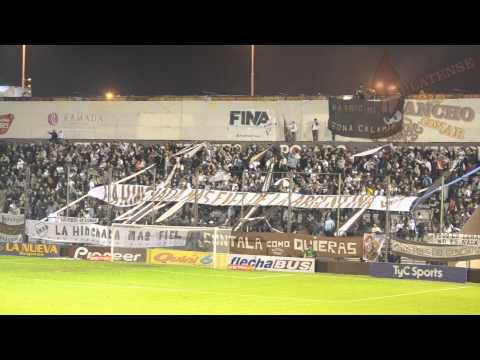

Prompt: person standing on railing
[{"left": 312, "top": 119, "right": 319, "bottom": 142}]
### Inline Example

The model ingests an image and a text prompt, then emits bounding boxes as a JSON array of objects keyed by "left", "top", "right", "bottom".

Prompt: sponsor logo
[
  {"left": 73, "top": 246, "right": 144, "bottom": 262},
  {"left": 48, "top": 113, "right": 59, "bottom": 126},
  {"left": 88, "top": 255, "right": 112, "bottom": 262},
  {"left": 393, "top": 265, "right": 443, "bottom": 280},
  {"left": 47, "top": 112, "right": 104, "bottom": 125},
  {"left": 229, "top": 111, "right": 274, "bottom": 137},
  {"left": 34, "top": 222, "right": 49, "bottom": 237},
  {"left": 229, "top": 255, "right": 314, "bottom": 273},
  {"left": 153, "top": 252, "right": 199, "bottom": 264},
  {"left": 229, "top": 111, "right": 271, "bottom": 126},
  {"left": 0, "top": 242, "right": 60, "bottom": 257},
  {"left": 0, "top": 113, "right": 14, "bottom": 135},
  {"left": 369, "top": 262, "right": 467, "bottom": 283}
]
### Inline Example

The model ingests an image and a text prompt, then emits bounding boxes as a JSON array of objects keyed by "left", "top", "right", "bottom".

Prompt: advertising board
[
  {"left": 148, "top": 249, "right": 228, "bottom": 269},
  {"left": 228, "top": 254, "right": 315, "bottom": 273},
  {"left": 369, "top": 262, "right": 467, "bottom": 283},
  {"left": 64, "top": 245, "right": 146, "bottom": 263},
  {"left": 0, "top": 242, "right": 61, "bottom": 257}
]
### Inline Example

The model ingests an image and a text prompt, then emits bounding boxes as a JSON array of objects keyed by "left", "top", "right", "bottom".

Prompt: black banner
[{"left": 328, "top": 95, "right": 404, "bottom": 139}]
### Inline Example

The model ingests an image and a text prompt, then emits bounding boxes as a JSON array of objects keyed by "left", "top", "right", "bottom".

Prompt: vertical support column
[
  {"left": 440, "top": 175, "right": 445, "bottom": 233},
  {"left": 213, "top": 227, "right": 218, "bottom": 270},
  {"left": 108, "top": 167, "right": 114, "bottom": 262},
  {"left": 193, "top": 169, "right": 199, "bottom": 226},
  {"left": 241, "top": 169, "right": 247, "bottom": 220},
  {"left": 385, "top": 175, "right": 391, "bottom": 263},
  {"left": 164, "top": 154, "right": 169, "bottom": 178},
  {"left": 107, "top": 167, "right": 113, "bottom": 226},
  {"left": 337, "top": 173, "right": 342, "bottom": 232},
  {"left": 250, "top": 45, "right": 255, "bottom": 97},
  {"left": 23, "top": 165, "right": 31, "bottom": 243},
  {"left": 287, "top": 170, "right": 293, "bottom": 233},
  {"left": 21, "top": 45, "right": 26, "bottom": 89},
  {"left": 151, "top": 167, "right": 157, "bottom": 225},
  {"left": 66, "top": 165, "right": 70, "bottom": 217}
]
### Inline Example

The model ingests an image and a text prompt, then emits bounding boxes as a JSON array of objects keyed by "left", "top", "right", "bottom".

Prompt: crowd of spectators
[{"left": 0, "top": 140, "right": 479, "bottom": 239}]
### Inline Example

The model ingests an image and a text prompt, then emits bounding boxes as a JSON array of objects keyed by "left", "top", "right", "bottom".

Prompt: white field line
[
  {"left": 2, "top": 275, "right": 472, "bottom": 307},
  {"left": 342, "top": 286, "right": 473, "bottom": 303},
  {"left": 0, "top": 259, "right": 294, "bottom": 281}
]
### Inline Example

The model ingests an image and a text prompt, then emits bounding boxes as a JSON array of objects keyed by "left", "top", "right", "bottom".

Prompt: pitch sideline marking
[{"left": 340, "top": 286, "right": 473, "bottom": 304}]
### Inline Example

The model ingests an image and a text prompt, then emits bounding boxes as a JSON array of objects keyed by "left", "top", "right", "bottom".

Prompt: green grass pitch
[{"left": 1, "top": 255, "right": 480, "bottom": 315}]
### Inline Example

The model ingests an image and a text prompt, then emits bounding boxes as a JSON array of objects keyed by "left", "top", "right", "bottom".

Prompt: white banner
[
  {"left": 1, "top": 213, "right": 24, "bottom": 226},
  {"left": 25, "top": 220, "right": 208, "bottom": 248},
  {"left": 423, "top": 233, "right": 480, "bottom": 247},
  {"left": 0, "top": 213, "right": 24, "bottom": 242},
  {"left": 88, "top": 185, "right": 417, "bottom": 212}
]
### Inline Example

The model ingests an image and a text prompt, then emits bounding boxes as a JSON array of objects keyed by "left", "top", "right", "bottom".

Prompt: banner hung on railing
[
  {"left": 362, "top": 233, "right": 385, "bottom": 262},
  {"left": 0, "top": 213, "right": 24, "bottom": 242},
  {"left": 391, "top": 238, "right": 480, "bottom": 261},
  {"left": 423, "top": 233, "right": 480, "bottom": 247},
  {"left": 87, "top": 185, "right": 417, "bottom": 212},
  {"left": 26, "top": 220, "right": 209, "bottom": 249},
  {"left": 328, "top": 95, "right": 405, "bottom": 139}
]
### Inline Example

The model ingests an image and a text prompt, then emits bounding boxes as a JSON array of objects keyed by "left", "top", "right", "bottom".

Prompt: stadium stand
[{"left": 1, "top": 141, "right": 478, "bottom": 238}]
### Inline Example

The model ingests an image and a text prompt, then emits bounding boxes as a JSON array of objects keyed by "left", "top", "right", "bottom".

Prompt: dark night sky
[{"left": 1, "top": 45, "right": 480, "bottom": 97}]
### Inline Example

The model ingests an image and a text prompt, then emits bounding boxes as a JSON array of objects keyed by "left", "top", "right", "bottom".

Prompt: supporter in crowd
[{"left": 0, "top": 141, "right": 479, "bottom": 237}]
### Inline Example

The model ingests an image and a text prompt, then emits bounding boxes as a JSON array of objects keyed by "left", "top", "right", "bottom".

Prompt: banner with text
[
  {"left": 204, "top": 231, "right": 363, "bottom": 258},
  {"left": 423, "top": 233, "right": 480, "bottom": 247},
  {"left": 88, "top": 185, "right": 418, "bottom": 212},
  {"left": 26, "top": 220, "right": 220, "bottom": 250},
  {"left": 391, "top": 238, "right": 480, "bottom": 261},
  {"left": 328, "top": 96, "right": 404, "bottom": 139},
  {"left": 0, "top": 213, "right": 24, "bottom": 242}
]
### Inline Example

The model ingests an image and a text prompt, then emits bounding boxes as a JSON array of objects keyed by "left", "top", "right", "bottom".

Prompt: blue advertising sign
[{"left": 369, "top": 262, "right": 467, "bottom": 283}]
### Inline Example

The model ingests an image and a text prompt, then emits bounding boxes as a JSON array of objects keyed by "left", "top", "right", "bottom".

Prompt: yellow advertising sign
[{"left": 148, "top": 249, "right": 228, "bottom": 269}]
